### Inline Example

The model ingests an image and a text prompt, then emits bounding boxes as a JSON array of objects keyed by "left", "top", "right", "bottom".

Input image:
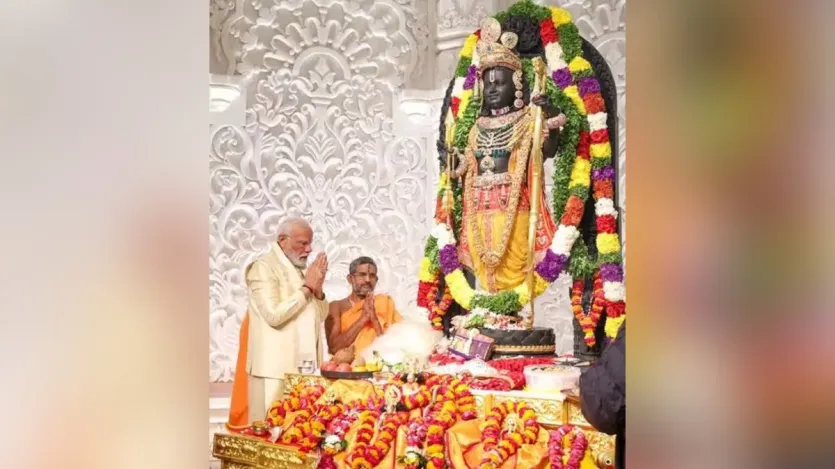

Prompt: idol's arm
[
  {"left": 325, "top": 304, "right": 366, "bottom": 354},
  {"left": 245, "top": 261, "right": 310, "bottom": 328}
]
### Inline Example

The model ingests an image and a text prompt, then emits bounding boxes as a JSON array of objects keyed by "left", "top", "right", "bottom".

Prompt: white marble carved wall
[
  {"left": 209, "top": 0, "right": 626, "bottom": 382},
  {"left": 209, "top": 0, "right": 433, "bottom": 382}
]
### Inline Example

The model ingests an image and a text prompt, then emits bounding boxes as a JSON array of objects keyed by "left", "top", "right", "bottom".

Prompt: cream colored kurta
[{"left": 244, "top": 243, "right": 327, "bottom": 419}]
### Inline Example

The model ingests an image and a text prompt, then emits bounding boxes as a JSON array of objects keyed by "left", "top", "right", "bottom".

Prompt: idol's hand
[{"left": 531, "top": 94, "right": 550, "bottom": 108}]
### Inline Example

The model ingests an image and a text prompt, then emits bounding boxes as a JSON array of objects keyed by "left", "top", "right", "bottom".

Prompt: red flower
[
  {"left": 577, "top": 131, "right": 590, "bottom": 159},
  {"left": 590, "top": 129, "right": 609, "bottom": 144},
  {"left": 451, "top": 97, "right": 461, "bottom": 116},
  {"left": 596, "top": 215, "right": 617, "bottom": 234},
  {"left": 583, "top": 92, "right": 606, "bottom": 114},
  {"left": 417, "top": 281, "right": 433, "bottom": 307},
  {"left": 540, "top": 19, "right": 558, "bottom": 45},
  {"left": 561, "top": 195, "right": 585, "bottom": 226},
  {"left": 593, "top": 179, "right": 614, "bottom": 199},
  {"left": 606, "top": 301, "right": 626, "bottom": 318}
]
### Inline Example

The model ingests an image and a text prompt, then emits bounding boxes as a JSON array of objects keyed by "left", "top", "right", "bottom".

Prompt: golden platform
[{"left": 212, "top": 373, "right": 616, "bottom": 469}]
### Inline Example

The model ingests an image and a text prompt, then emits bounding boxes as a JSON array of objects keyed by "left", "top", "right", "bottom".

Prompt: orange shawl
[
  {"left": 339, "top": 294, "right": 402, "bottom": 356},
  {"left": 226, "top": 313, "right": 250, "bottom": 429}
]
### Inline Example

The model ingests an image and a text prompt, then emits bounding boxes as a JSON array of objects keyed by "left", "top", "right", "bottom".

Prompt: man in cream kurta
[{"left": 245, "top": 217, "right": 328, "bottom": 423}]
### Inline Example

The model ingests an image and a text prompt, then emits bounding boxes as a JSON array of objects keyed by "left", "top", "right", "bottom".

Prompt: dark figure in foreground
[{"left": 579, "top": 322, "right": 625, "bottom": 469}]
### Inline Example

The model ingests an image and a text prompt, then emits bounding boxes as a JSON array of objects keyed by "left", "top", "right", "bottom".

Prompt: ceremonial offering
[
  {"left": 215, "top": 3, "right": 624, "bottom": 468},
  {"left": 524, "top": 364, "right": 581, "bottom": 393},
  {"left": 448, "top": 328, "right": 495, "bottom": 360}
]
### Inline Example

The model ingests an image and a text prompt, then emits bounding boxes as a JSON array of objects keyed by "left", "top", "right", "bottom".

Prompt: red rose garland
[{"left": 549, "top": 425, "right": 588, "bottom": 469}]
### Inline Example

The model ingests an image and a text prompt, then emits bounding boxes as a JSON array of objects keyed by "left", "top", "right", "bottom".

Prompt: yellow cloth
[
  {"left": 460, "top": 150, "right": 556, "bottom": 293},
  {"left": 339, "top": 294, "right": 403, "bottom": 355},
  {"left": 315, "top": 380, "right": 378, "bottom": 405},
  {"left": 466, "top": 208, "right": 536, "bottom": 292},
  {"left": 445, "top": 418, "right": 599, "bottom": 469}
]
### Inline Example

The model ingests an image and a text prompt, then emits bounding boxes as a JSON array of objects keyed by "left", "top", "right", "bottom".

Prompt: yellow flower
[
  {"left": 517, "top": 287, "right": 530, "bottom": 306},
  {"left": 596, "top": 233, "right": 621, "bottom": 254},
  {"left": 419, "top": 257, "right": 436, "bottom": 282},
  {"left": 457, "top": 89, "right": 473, "bottom": 118},
  {"left": 427, "top": 444, "right": 444, "bottom": 454},
  {"left": 460, "top": 33, "right": 479, "bottom": 58},
  {"left": 447, "top": 270, "right": 474, "bottom": 308},
  {"left": 563, "top": 85, "right": 586, "bottom": 115},
  {"left": 605, "top": 315, "right": 626, "bottom": 338},
  {"left": 569, "top": 158, "right": 591, "bottom": 188},
  {"left": 509, "top": 432, "right": 524, "bottom": 445},
  {"left": 551, "top": 7, "right": 573, "bottom": 26},
  {"left": 499, "top": 439, "right": 515, "bottom": 453},
  {"left": 590, "top": 142, "right": 612, "bottom": 159},
  {"left": 569, "top": 57, "right": 592, "bottom": 73}
]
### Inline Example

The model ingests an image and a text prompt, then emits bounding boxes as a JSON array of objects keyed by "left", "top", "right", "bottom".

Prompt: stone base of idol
[{"left": 477, "top": 326, "right": 556, "bottom": 356}]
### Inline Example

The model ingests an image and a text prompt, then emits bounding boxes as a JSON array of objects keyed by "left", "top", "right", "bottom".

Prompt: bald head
[{"left": 276, "top": 217, "right": 313, "bottom": 268}]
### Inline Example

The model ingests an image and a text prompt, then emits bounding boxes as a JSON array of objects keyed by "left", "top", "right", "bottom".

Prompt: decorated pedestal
[
  {"left": 213, "top": 374, "right": 615, "bottom": 469},
  {"left": 478, "top": 326, "right": 556, "bottom": 356}
]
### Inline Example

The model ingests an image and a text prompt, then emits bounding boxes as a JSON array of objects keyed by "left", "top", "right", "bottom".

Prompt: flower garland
[
  {"left": 345, "top": 410, "right": 409, "bottom": 469},
  {"left": 548, "top": 425, "right": 588, "bottom": 469},
  {"left": 426, "top": 280, "right": 454, "bottom": 331},
  {"left": 570, "top": 271, "right": 605, "bottom": 347},
  {"left": 264, "top": 384, "right": 325, "bottom": 428},
  {"left": 280, "top": 402, "right": 344, "bottom": 452},
  {"left": 481, "top": 401, "right": 540, "bottom": 468},
  {"left": 425, "top": 395, "right": 459, "bottom": 469},
  {"left": 319, "top": 401, "right": 363, "bottom": 469},
  {"left": 399, "top": 377, "right": 474, "bottom": 469},
  {"left": 417, "top": 1, "right": 627, "bottom": 339}
]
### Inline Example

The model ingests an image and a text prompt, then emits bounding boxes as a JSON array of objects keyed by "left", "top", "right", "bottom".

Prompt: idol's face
[{"left": 482, "top": 66, "right": 517, "bottom": 111}]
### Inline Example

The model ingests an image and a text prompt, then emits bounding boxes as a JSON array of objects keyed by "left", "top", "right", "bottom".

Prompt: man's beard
[
  {"left": 287, "top": 254, "right": 308, "bottom": 268},
  {"left": 354, "top": 284, "right": 372, "bottom": 298}
]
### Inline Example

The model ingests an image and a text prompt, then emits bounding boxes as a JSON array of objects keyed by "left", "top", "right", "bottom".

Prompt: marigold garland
[
  {"left": 264, "top": 384, "right": 325, "bottom": 428},
  {"left": 418, "top": 1, "right": 627, "bottom": 340},
  {"left": 481, "top": 401, "right": 540, "bottom": 468},
  {"left": 425, "top": 279, "right": 453, "bottom": 331},
  {"left": 570, "top": 271, "right": 605, "bottom": 347}
]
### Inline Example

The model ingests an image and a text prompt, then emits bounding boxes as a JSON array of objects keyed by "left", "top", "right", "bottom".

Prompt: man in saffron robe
[{"left": 325, "top": 256, "right": 402, "bottom": 358}]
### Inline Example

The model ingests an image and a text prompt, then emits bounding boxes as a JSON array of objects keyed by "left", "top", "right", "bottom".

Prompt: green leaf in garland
[
  {"left": 568, "top": 238, "right": 595, "bottom": 280},
  {"left": 598, "top": 252, "right": 623, "bottom": 265},
  {"left": 452, "top": 93, "right": 482, "bottom": 150},
  {"left": 591, "top": 156, "right": 612, "bottom": 170},
  {"left": 572, "top": 68, "right": 595, "bottom": 81},
  {"left": 503, "top": 0, "right": 550, "bottom": 22},
  {"left": 569, "top": 185, "right": 589, "bottom": 200},
  {"left": 557, "top": 23, "right": 582, "bottom": 61},
  {"left": 455, "top": 57, "right": 472, "bottom": 77}
]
